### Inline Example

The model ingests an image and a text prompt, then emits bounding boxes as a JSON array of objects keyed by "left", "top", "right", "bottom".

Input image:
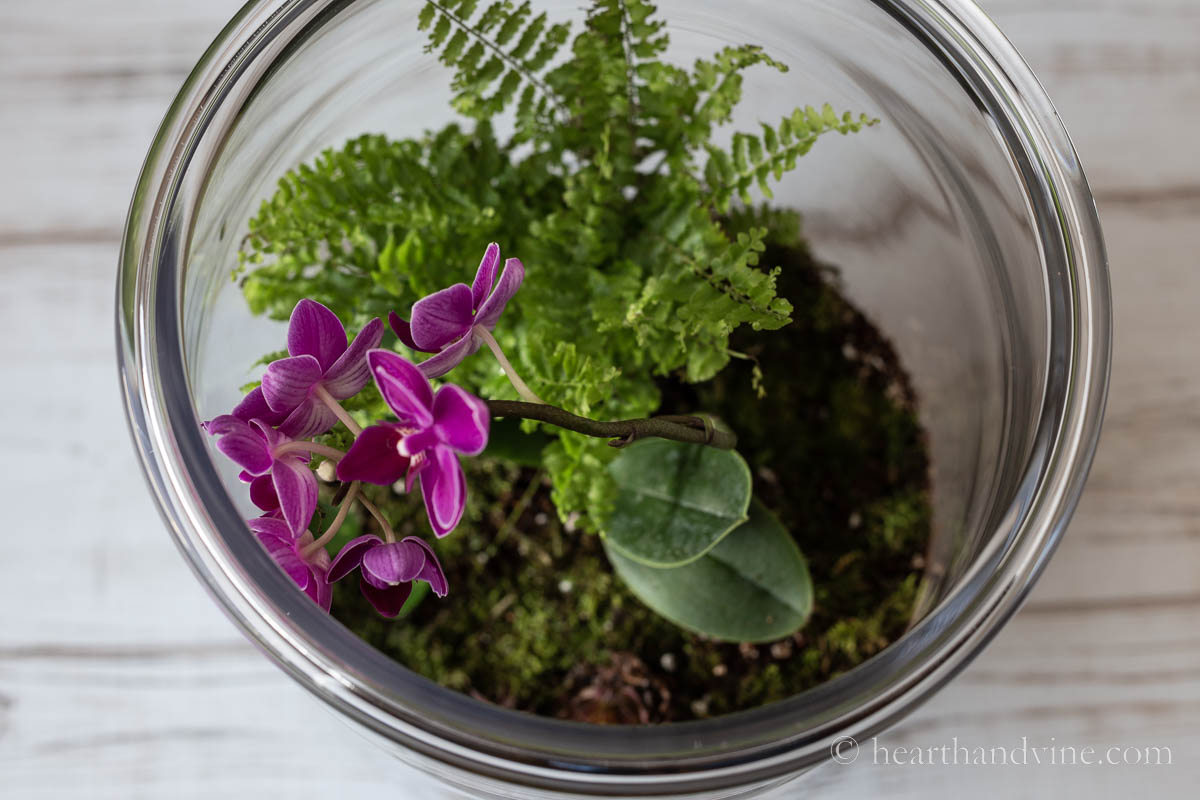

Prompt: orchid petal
[
  {"left": 405, "top": 451, "right": 428, "bottom": 493},
  {"left": 215, "top": 426, "right": 272, "bottom": 476},
  {"left": 474, "top": 257, "right": 524, "bottom": 330},
  {"left": 368, "top": 350, "right": 434, "bottom": 428},
  {"left": 271, "top": 457, "right": 318, "bottom": 537},
  {"left": 230, "top": 387, "right": 286, "bottom": 426},
  {"left": 432, "top": 384, "right": 490, "bottom": 455},
  {"left": 414, "top": 334, "right": 477, "bottom": 380},
  {"left": 360, "top": 579, "right": 413, "bottom": 618},
  {"left": 327, "top": 534, "right": 383, "bottom": 583},
  {"left": 251, "top": 523, "right": 309, "bottom": 587},
  {"left": 402, "top": 537, "right": 449, "bottom": 597},
  {"left": 249, "top": 474, "right": 280, "bottom": 512},
  {"left": 470, "top": 243, "right": 501, "bottom": 311},
  {"left": 270, "top": 544, "right": 311, "bottom": 588},
  {"left": 362, "top": 540, "right": 426, "bottom": 585},
  {"left": 389, "top": 311, "right": 435, "bottom": 353},
  {"left": 288, "top": 299, "right": 348, "bottom": 371},
  {"left": 261, "top": 354, "right": 321, "bottom": 413},
  {"left": 246, "top": 516, "right": 294, "bottom": 540},
  {"left": 311, "top": 571, "right": 333, "bottom": 611},
  {"left": 419, "top": 446, "right": 467, "bottom": 538},
  {"left": 336, "top": 423, "right": 410, "bottom": 486},
  {"left": 276, "top": 398, "right": 338, "bottom": 440},
  {"left": 249, "top": 418, "right": 287, "bottom": 453},
  {"left": 204, "top": 414, "right": 248, "bottom": 438},
  {"left": 397, "top": 427, "right": 440, "bottom": 457},
  {"left": 410, "top": 283, "right": 474, "bottom": 350},
  {"left": 322, "top": 317, "right": 384, "bottom": 398},
  {"left": 361, "top": 568, "right": 391, "bottom": 591}
]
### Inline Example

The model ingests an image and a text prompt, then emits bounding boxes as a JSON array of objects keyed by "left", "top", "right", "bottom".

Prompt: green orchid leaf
[
  {"left": 604, "top": 498, "right": 812, "bottom": 643},
  {"left": 604, "top": 439, "right": 751, "bottom": 567}
]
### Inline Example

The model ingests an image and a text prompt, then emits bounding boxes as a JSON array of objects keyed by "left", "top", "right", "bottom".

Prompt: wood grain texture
[{"left": 0, "top": 0, "right": 1196, "bottom": 797}]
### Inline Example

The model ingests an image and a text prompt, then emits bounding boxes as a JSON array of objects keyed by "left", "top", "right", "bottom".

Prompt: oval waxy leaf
[
  {"left": 604, "top": 499, "right": 813, "bottom": 643},
  {"left": 604, "top": 439, "right": 752, "bottom": 567}
]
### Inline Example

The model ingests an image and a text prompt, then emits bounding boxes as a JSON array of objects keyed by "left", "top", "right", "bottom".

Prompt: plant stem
[
  {"left": 313, "top": 384, "right": 363, "bottom": 436},
  {"left": 356, "top": 493, "right": 396, "bottom": 544},
  {"left": 473, "top": 326, "right": 545, "bottom": 405},
  {"left": 274, "top": 441, "right": 346, "bottom": 462},
  {"left": 303, "top": 481, "right": 360, "bottom": 556},
  {"left": 486, "top": 400, "right": 737, "bottom": 450}
]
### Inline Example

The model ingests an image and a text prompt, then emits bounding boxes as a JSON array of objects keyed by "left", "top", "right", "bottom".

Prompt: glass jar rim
[{"left": 116, "top": 0, "right": 1110, "bottom": 794}]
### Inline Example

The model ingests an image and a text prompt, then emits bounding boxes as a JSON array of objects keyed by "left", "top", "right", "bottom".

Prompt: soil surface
[{"left": 328, "top": 234, "right": 931, "bottom": 723}]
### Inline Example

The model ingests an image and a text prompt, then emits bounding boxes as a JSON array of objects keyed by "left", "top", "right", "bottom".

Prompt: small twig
[
  {"left": 474, "top": 326, "right": 545, "bottom": 404},
  {"left": 356, "top": 493, "right": 397, "bottom": 544},
  {"left": 303, "top": 482, "right": 360, "bottom": 556},
  {"left": 330, "top": 480, "right": 352, "bottom": 506},
  {"left": 313, "top": 384, "right": 363, "bottom": 436},
  {"left": 486, "top": 400, "right": 736, "bottom": 450},
  {"left": 274, "top": 441, "right": 346, "bottom": 462}
]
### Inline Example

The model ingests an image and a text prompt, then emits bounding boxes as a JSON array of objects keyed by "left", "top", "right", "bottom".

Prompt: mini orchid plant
[{"left": 208, "top": 244, "right": 733, "bottom": 617}]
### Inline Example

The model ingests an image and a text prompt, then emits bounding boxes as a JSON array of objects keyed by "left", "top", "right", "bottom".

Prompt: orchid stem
[
  {"left": 275, "top": 441, "right": 346, "bottom": 462},
  {"left": 486, "top": 401, "right": 737, "bottom": 450},
  {"left": 303, "top": 481, "right": 360, "bottom": 556},
  {"left": 473, "top": 326, "right": 545, "bottom": 405},
  {"left": 356, "top": 494, "right": 396, "bottom": 544},
  {"left": 313, "top": 384, "right": 363, "bottom": 436}
]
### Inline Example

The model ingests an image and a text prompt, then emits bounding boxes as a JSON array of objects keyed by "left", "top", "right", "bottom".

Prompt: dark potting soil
[{"left": 327, "top": 233, "right": 931, "bottom": 724}]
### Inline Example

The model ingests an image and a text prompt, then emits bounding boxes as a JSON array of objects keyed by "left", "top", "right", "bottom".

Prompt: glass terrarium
[{"left": 117, "top": 0, "right": 1109, "bottom": 797}]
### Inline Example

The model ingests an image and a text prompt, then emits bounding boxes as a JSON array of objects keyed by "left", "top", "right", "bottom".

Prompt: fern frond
[
  {"left": 419, "top": 0, "right": 570, "bottom": 120},
  {"left": 635, "top": 43, "right": 787, "bottom": 174},
  {"left": 703, "top": 104, "right": 877, "bottom": 213},
  {"left": 692, "top": 46, "right": 787, "bottom": 126},
  {"left": 236, "top": 124, "right": 551, "bottom": 324}
]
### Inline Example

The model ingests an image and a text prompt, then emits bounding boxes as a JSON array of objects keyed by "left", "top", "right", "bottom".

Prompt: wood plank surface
[{"left": 0, "top": 0, "right": 1196, "bottom": 797}]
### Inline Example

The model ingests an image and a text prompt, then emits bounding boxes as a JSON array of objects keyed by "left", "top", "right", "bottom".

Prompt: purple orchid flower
[
  {"left": 389, "top": 243, "right": 523, "bottom": 378},
  {"left": 250, "top": 517, "right": 332, "bottom": 612},
  {"left": 205, "top": 415, "right": 317, "bottom": 536},
  {"left": 336, "top": 350, "right": 489, "bottom": 538},
  {"left": 260, "top": 299, "right": 383, "bottom": 438},
  {"left": 229, "top": 385, "right": 287, "bottom": 427},
  {"left": 247, "top": 473, "right": 283, "bottom": 517},
  {"left": 328, "top": 534, "right": 448, "bottom": 617}
]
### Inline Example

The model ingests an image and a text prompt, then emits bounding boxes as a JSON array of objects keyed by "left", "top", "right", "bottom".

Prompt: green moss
[{"left": 327, "top": 226, "right": 932, "bottom": 722}]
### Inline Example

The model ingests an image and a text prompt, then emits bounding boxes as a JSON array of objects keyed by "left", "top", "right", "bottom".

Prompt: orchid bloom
[
  {"left": 390, "top": 243, "right": 524, "bottom": 379},
  {"left": 249, "top": 517, "right": 332, "bottom": 611},
  {"left": 328, "top": 534, "right": 448, "bottom": 617},
  {"left": 336, "top": 350, "right": 489, "bottom": 537},
  {"left": 229, "top": 384, "right": 286, "bottom": 428},
  {"left": 205, "top": 415, "right": 317, "bottom": 536},
  {"left": 248, "top": 472, "right": 283, "bottom": 517},
  {"left": 260, "top": 299, "right": 383, "bottom": 438}
]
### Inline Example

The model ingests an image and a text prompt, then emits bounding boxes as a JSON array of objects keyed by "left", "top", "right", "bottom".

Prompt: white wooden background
[{"left": 1, "top": 0, "right": 1197, "bottom": 796}]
